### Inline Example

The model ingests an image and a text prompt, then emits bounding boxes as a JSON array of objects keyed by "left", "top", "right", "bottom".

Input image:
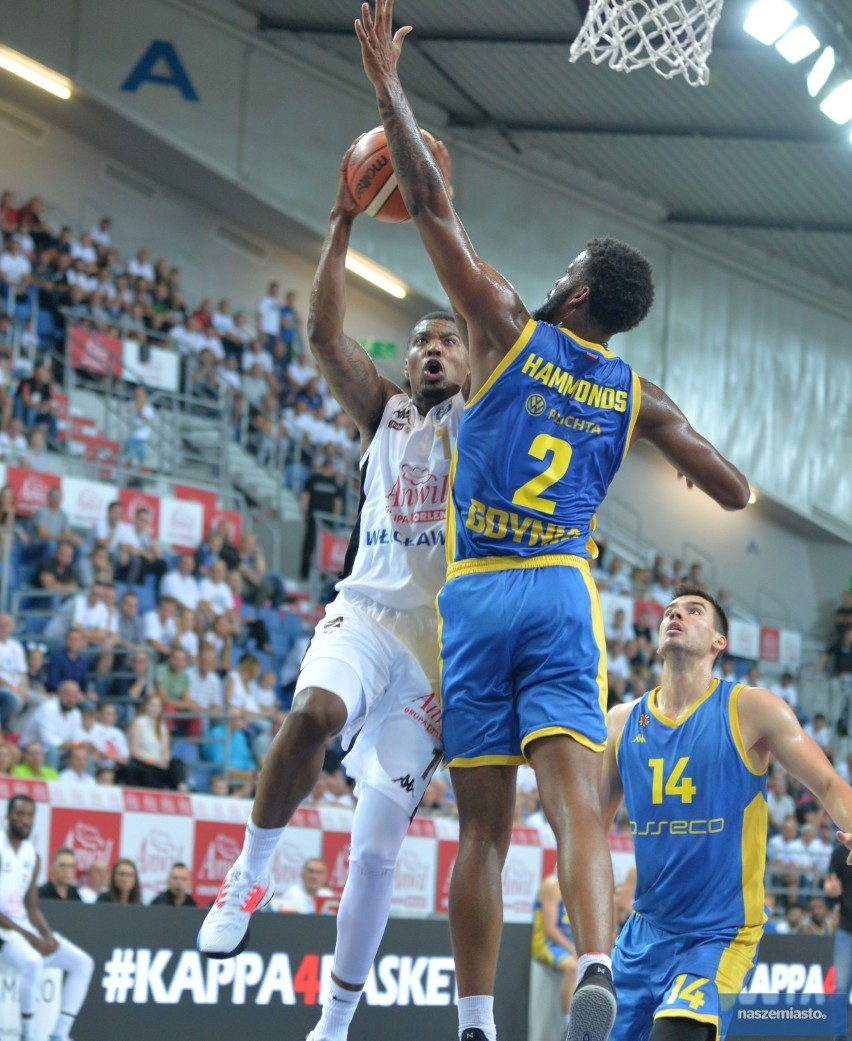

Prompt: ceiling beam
[{"left": 665, "top": 214, "right": 852, "bottom": 234}]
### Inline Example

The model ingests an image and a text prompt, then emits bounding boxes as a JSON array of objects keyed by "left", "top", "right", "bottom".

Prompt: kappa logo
[
  {"left": 632, "top": 734, "right": 646, "bottom": 743},
  {"left": 393, "top": 404, "right": 412, "bottom": 421},
  {"left": 393, "top": 774, "right": 416, "bottom": 794},
  {"left": 323, "top": 616, "right": 343, "bottom": 633}
]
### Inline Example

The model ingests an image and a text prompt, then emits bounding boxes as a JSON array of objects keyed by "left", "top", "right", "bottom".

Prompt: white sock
[
  {"left": 577, "top": 952, "right": 613, "bottom": 980},
  {"left": 21, "top": 1016, "right": 35, "bottom": 1041},
  {"left": 242, "top": 817, "right": 284, "bottom": 877},
  {"left": 312, "top": 980, "right": 362, "bottom": 1041},
  {"left": 51, "top": 1012, "right": 75, "bottom": 1040},
  {"left": 458, "top": 995, "right": 496, "bottom": 1040},
  {"left": 563, "top": 1012, "right": 571, "bottom": 1028}
]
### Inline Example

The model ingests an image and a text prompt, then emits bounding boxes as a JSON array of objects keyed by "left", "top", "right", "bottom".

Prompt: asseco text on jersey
[{"left": 631, "top": 817, "right": 726, "bottom": 836}]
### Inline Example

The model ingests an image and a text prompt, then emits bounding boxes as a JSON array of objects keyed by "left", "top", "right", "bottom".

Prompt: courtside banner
[{"left": 43, "top": 905, "right": 531, "bottom": 1041}]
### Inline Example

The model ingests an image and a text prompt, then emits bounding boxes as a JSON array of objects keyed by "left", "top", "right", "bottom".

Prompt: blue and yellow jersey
[
  {"left": 531, "top": 884, "right": 574, "bottom": 961},
  {"left": 447, "top": 319, "right": 639, "bottom": 569},
  {"left": 616, "top": 679, "right": 768, "bottom": 939}
]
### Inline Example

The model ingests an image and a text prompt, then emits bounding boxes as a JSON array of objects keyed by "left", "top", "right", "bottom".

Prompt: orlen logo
[
  {"left": 65, "top": 822, "right": 114, "bottom": 869},
  {"left": 394, "top": 850, "right": 429, "bottom": 892},
  {"left": 82, "top": 334, "right": 112, "bottom": 369},
  {"left": 501, "top": 858, "right": 536, "bottom": 898},
  {"left": 21, "top": 475, "right": 50, "bottom": 503},
  {"left": 270, "top": 842, "right": 306, "bottom": 889},
  {"left": 137, "top": 830, "right": 182, "bottom": 877},
  {"left": 199, "top": 835, "right": 241, "bottom": 882},
  {"left": 124, "top": 496, "right": 151, "bottom": 520}
]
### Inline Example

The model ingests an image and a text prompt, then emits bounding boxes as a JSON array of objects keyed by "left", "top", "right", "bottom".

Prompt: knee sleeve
[{"left": 348, "top": 784, "right": 411, "bottom": 873}]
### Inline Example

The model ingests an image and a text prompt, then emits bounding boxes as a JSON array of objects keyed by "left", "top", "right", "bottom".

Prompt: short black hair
[
  {"left": 8, "top": 794, "right": 35, "bottom": 814},
  {"left": 415, "top": 310, "right": 455, "bottom": 325},
  {"left": 673, "top": 583, "right": 729, "bottom": 641},
  {"left": 583, "top": 236, "right": 655, "bottom": 335}
]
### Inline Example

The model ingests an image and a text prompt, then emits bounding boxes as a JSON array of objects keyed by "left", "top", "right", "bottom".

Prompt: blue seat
[{"left": 132, "top": 583, "right": 157, "bottom": 614}]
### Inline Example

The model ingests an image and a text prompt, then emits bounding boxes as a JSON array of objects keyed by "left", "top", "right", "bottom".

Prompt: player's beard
[{"left": 531, "top": 283, "right": 573, "bottom": 325}]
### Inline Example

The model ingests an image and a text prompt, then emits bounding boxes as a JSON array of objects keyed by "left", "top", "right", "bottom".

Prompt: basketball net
[{"left": 569, "top": 0, "right": 725, "bottom": 87}]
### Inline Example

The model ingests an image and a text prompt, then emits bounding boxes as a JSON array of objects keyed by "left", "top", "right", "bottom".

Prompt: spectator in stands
[
  {"left": 46, "top": 579, "right": 113, "bottom": 645},
  {"left": 0, "top": 482, "right": 26, "bottom": 590},
  {"left": 0, "top": 611, "right": 27, "bottom": 729},
  {"left": 78, "top": 859, "right": 109, "bottom": 904},
  {"left": 0, "top": 739, "right": 17, "bottom": 777},
  {"left": 256, "top": 280, "right": 282, "bottom": 353},
  {"left": 154, "top": 647, "right": 193, "bottom": 727},
  {"left": 76, "top": 544, "right": 116, "bottom": 589},
  {"left": 174, "top": 607, "right": 199, "bottom": 664},
  {"left": 160, "top": 552, "right": 200, "bottom": 610},
  {"left": 98, "top": 858, "right": 143, "bottom": 905},
  {"left": 24, "top": 641, "right": 48, "bottom": 695},
  {"left": 0, "top": 237, "right": 31, "bottom": 292},
  {"left": 198, "top": 558, "right": 235, "bottom": 626},
  {"left": 279, "top": 289, "right": 304, "bottom": 363},
  {"left": 88, "top": 216, "right": 112, "bottom": 256},
  {"left": 59, "top": 745, "right": 94, "bottom": 785},
  {"left": 186, "top": 643, "right": 226, "bottom": 729},
  {"left": 24, "top": 428, "right": 53, "bottom": 473},
  {"left": 123, "top": 385, "right": 154, "bottom": 467},
  {"left": 299, "top": 454, "right": 343, "bottom": 582},
  {"left": 86, "top": 500, "right": 122, "bottom": 555},
  {"left": 776, "top": 903, "right": 807, "bottom": 935},
  {"left": 114, "top": 589, "right": 146, "bottom": 660},
  {"left": 202, "top": 710, "right": 257, "bottom": 780},
  {"left": 818, "top": 625, "right": 852, "bottom": 680},
  {"left": 601, "top": 556, "right": 632, "bottom": 596},
  {"left": 274, "top": 857, "right": 334, "bottom": 914},
  {"left": 237, "top": 531, "right": 269, "bottom": 607},
  {"left": 128, "top": 248, "right": 154, "bottom": 286},
  {"left": 126, "top": 693, "right": 188, "bottom": 790},
  {"left": 771, "top": 671, "right": 800, "bottom": 715},
  {"left": 803, "top": 895, "right": 835, "bottom": 936},
  {"left": 768, "top": 815, "right": 809, "bottom": 908},
  {"left": 11, "top": 741, "right": 59, "bottom": 780},
  {"left": 31, "top": 488, "right": 82, "bottom": 562},
  {"left": 108, "top": 649, "right": 152, "bottom": 725},
  {"left": 287, "top": 345, "right": 318, "bottom": 394},
  {"left": 713, "top": 656, "right": 738, "bottom": 683},
  {"left": 38, "top": 848, "right": 82, "bottom": 901},
  {"left": 144, "top": 593, "right": 179, "bottom": 659},
  {"left": 149, "top": 862, "right": 197, "bottom": 907},
  {"left": 0, "top": 419, "right": 28, "bottom": 465},
  {"left": 767, "top": 770, "right": 797, "bottom": 834},
  {"left": 46, "top": 630, "right": 90, "bottom": 695},
  {"left": 114, "top": 505, "right": 166, "bottom": 586},
  {"left": 86, "top": 701, "right": 131, "bottom": 775},
  {"left": 23, "top": 679, "right": 86, "bottom": 766},
  {"left": 805, "top": 713, "right": 833, "bottom": 751},
  {"left": 14, "top": 362, "right": 58, "bottom": 444},
  {"left": 833, "top": 590, "right": 852, "bottom": 638}
]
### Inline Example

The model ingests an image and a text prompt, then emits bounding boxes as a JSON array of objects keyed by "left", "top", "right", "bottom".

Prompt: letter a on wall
[{"left": 121, "top": 41, "right": 200, "bottom": 102}]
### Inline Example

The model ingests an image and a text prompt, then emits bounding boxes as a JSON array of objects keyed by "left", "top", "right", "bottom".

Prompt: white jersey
[
  {"left": 338, "top": 391, "right": 463, "bottom": 612},
  {"left": 0, "top": 832, "right": 36, "bottom": 927}
]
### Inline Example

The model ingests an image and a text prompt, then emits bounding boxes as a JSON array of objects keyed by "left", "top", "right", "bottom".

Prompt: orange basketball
[{"left": 346, "top": 126, "right": 435, "bottom": 224}]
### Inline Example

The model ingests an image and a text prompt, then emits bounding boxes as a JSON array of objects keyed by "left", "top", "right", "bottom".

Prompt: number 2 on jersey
[
  {"left": 648, "top": 757, "right": 697, "bottom": 804},
  {"left": 511, "top": 434, "right": 573, "bottom": 516}
]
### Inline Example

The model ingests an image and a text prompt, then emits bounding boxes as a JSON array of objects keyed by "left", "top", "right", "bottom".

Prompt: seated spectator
[
  {"left": 24, "top": 642, "right": 48, "bottom": 696},
  {"left": 98, "top": 858, "right": 143, "bottom": 905},
  {"left": 114, "top": 589, "right": 146, "bottom": 659},
  {"left": 76, "top": 544, "right": 116, "bottom": 589},
  {"left": 186, "top": 643, "right": 225, "bottom": 728},
  {"left": 14, "top": 362, "right": 58, "bottom": 444},
  {"left": 767, "top": 815, "right": 809, "bottom": 908},
  {"left": 126, "top": 694, "right": 188, "bottom": 790},
  {"left": 38, "top": 848, "right": 82, "bottom": 901},
  {"left": 273, "top": 857, "right": 333, "bottom": 914},
  {"left": 833, "top": 590, "right": 852, "bottom": 638},
  {"left": 202, "top": 710, "right": 256, "bottom": 780},
  {"left": 198, "top": 559, "right": 235, "bottom": 627},
  {"left": 154, "top": 647, "right": 195, "bottom": 733},
  {"left": 149, "top": 862, "right": 197, "bottom": 908},
  {"left": 114, "top": 506, "right": 166, "bottom": 586},
  {"left": 24, "top": 428, "right": 54, "bottom": 473},
  {"left": 144, "top": 596, "right": 179, "bottom": 658},
  {"left": 59, "top": 745, "right": 95, "bottom": 785},
  {"left": 174, "top": 607, "right": 199, "bottom": 664},
  {"left": 713, "top": 656, "right": 738, "bottom": 682},
  {"left": 21, "top": 679, "right": 86, "bottom": 768},
  {"left": 11, "top": 740, "right": 60, "bottom": 780},
  {"left": 159, "top": 553, "right": 200, "bottom": 610},
  {"left": 0, "top": 611, "right": 27, "bottom": 729},
  {"left": 78, "top": 860, "right": 109, "bottom": 904},
  {"left": 87, "top": 500, "right": 122, "bottom": 556},
  {"left": 31, "top": 487, "right": 82, "bottom": 562},
  {"left": 804, "top": 713, "right": 833, "bottom": 751},
  {"left": 108, "top": 650, "right": 152, "bottom": 725},
  {"left": 775, "top": 903, "right": 807, "bottom": 935},
  {"left": 237, "top": 532, "right": 269, "bottom": 607},
  {"left": 818, "top": 625, "right": 852, "bottom": 680},
  {"left": 0, "top": 418, "right": 28, "bottom": 465},
  {"left": 771, "top": 671, "right": 801, "bottom": 715},
  {"left": 0, "top": 739, "right": 20, "bottom": 776},
  {"left": 46, "top": 580, "right": 114, "bottom": 645},
  {"left": 87, "top": 701, "right": 131, "bottom": 775},
  {"left": 47, "top": 629, "right": 91, "bottom": 695},
  {"left": 803, "top": 895, "right": 835, "bottom": 936},
  {"left": 767, "top": 771, "right": 796, "bottom": 834},
  {"left": 0, "top": 238, "right": 31, "bottom": 294}
]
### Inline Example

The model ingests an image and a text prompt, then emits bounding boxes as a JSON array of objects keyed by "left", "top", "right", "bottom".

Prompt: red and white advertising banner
[
  {"left": 121, "top": 790, "right": 195, "bottom": 904},
  {"left": 68, "top": 326, "right": 122, "bottom": 377},
  {"left": 634, "top": 599, "right": 664, "bottom": 629},
  {"left": 119, "top": 488, "right": 160, "bottom": 530},
  {"left": 319, "top": 531, "right": 349, "bottom": 575},
  {"left": 728, "top": 618, "right": 761, "bottom": 660},
  {"left": 759, "top": 626, "right": 781, "bottom": 663},
  {"left": 433, "top": 817, "right": 458, "bottom": 916},
  {"left": 193, "top": 819, "right": 245, "bottom": 905},
  {"left": 598, "top": 591, "right": 635, "bottom": 633},
  {"left": 501, "top": 827, "right": 543, "bottom": 923},
  {"left": 78, "top": 435, "right": 120, "bottom": 480},
  {"left": 174, "top": 484, "right": 217, "bottom": 521},
  {"left": 7, "top": 466, "right": 60, "bottom": 516},
  {"left": 392, "top": 817, "right": 438, "bottom": 916},
  {"left": 779, "top": 628, "right": 802, "bottom": 669},
  {"left": 320, "top": 807, "right": 356, "bottom": 896},
  {"left": 61, "top": 476, "right": 117, "bottom": 529},
  {"left": 123, "top": 340, "right": 180, "bottom": 392},
  {"left": 158, "top": 496, "right": 204, "bottom": 551}
]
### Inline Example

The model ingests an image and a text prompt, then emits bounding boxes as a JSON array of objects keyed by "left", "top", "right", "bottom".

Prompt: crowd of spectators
[{"left": 1, "top": 188, "right": 360, "bottom": 497}]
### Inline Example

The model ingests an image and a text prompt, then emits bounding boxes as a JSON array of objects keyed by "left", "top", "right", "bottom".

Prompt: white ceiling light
[
  {"left": 819, "top": 79, "right": 852, "bottom": 123},
  {"left": 0, "top": 44, "right": 72, "bottom": 100},
  {"left": 776, "top": 24, "right": 820, "bottom": 63},
  {"left": 807, "top": 46, "right": 835, "bottom": 96},
  {"left": 743, "top": 0, "right": 798, "bottom": 46},
  {"left": 345, "top": 252, "right": 407, "bottom": 299}
]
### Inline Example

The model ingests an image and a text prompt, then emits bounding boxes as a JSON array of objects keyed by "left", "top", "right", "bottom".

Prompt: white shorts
[{"left": 295, "top": 591, "right": 443, "bottom": 814}]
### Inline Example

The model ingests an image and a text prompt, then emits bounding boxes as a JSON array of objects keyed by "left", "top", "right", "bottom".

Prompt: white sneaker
[{"left": 196, "top": 860, "right": 273, "bottom": 958}]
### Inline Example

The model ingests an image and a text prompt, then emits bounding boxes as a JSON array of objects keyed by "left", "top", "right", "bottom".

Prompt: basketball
[{"left": 346, "top": 126, "right": 436, "bottom": 224}]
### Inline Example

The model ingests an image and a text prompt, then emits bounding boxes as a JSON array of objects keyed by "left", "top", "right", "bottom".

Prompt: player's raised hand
[
  {"left": 355, "top": 0, "right": 412, "bottom": 87},
  {"left": 334, "top": 140, "right": 362, "bottom": 219},
  {"left": 427, "top": 136, "right": 454, "bottom": 201},
  {"left": 837, "top": 832, "right": 852, "bottom": 865}
]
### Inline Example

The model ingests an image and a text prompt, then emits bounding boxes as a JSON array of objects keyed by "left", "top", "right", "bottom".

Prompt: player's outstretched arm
[
  {"left": 740, "top": 687, "right": 852, "bottom": 839},
  {"left": 307, "top": 145, "right": 400, "bottom": 443},
  {"left": 601, "top": 702, "right": 631, "bottom": 830},
  {"left": 633, "top": 379, "right": 750, "bottom": 510},
  {"left": 355, "top": 0, "right": 528, "bottom": 379}
]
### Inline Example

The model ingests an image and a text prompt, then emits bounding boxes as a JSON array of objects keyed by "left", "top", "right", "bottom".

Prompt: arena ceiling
[{"left": 226, "top": 0, "right": 852, "bottom": 306}]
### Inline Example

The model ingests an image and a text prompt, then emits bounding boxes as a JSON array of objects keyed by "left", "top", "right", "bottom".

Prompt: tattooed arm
[
  {"left": 308, "top": 144, "right": 402, "bottom": 450},
  {"left": 355, "top": 0, "right": 528, "bottom": 391}
]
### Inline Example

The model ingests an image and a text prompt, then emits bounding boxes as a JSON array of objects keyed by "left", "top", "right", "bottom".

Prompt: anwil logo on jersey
[{"left": 385, "top": 464, "right": 449, "bottom": 526}]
